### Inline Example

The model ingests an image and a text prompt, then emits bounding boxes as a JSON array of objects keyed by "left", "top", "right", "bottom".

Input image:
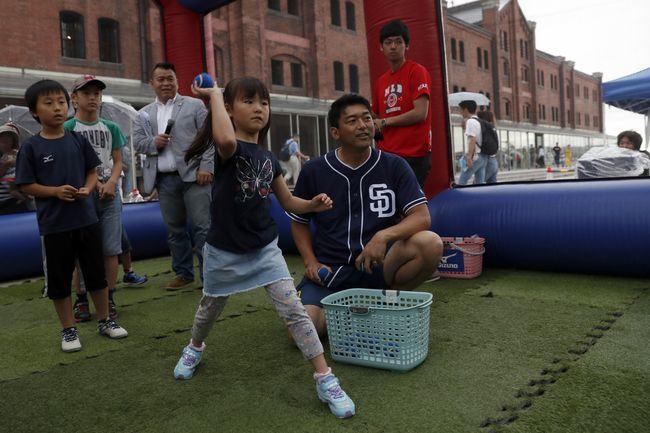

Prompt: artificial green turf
[{"left": 0, "top": 257, "right": 648, "bottom": 433}]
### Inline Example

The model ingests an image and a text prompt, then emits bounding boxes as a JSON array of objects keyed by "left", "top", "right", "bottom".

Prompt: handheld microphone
[{"left": 164, "top": 119, "right": 175, "bottom": 135}]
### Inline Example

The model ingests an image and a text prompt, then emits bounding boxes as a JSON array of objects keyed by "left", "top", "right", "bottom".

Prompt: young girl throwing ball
[{"left": 173, "top": 76, "right": 355, "bottom": 419}]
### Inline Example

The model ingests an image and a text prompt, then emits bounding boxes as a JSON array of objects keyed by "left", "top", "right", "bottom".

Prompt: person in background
[
  {"left": 65, "top": 74, "right": 125, "bottom": 320},
  {"left": 282, "top": 133, "right": 309, "bottom": 185},
  {"left": 0, "top": 123, "right": 33, "bottom": 214},
  {"left": 133, "top": 62, "right": 212, "bottom": 290},
  {"left": 564, "top": 144, "right": 572, "bottom": 167},
  {"left": 372, "top": 19, "right": 433, "bottom": 187},
  {"left": 477, "top": 110, "right": 498, "bottom": 184},
  {"left": 552, "top": 142, "right": 561, "bottom": 167},
  {"left": 456, "top": 100, "right": 486, "bottom": 185},
  {"left": 536, "top": 145, "right": 546, "bottom": 168}
]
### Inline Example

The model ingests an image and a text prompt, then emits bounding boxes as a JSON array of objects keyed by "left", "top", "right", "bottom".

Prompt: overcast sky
[{"left": 451, "top": 0, "right": 650, "bottom": 145}]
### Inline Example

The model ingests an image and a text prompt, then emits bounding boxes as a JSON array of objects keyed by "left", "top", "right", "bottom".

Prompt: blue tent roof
[{"left": 602, "top": 68, "right": 650, "bottom": 115}]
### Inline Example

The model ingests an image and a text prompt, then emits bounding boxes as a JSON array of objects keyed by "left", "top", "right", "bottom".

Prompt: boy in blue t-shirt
[{"left": 15, "top": 79, "right": 128, "bottom": 352}]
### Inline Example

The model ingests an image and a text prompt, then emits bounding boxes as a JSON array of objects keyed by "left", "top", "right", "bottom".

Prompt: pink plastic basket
[{"left": 437, "top": 236, "right": 486, "bottom": 279}]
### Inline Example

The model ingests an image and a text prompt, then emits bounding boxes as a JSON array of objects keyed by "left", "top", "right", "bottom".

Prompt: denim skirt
[{"left": 202, "top": 237, "right": 292, "bottom": 297}]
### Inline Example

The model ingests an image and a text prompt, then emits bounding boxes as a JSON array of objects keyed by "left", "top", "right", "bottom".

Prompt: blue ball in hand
[{"left": 193, "top": 72, "right": 215, "bottom": 88}]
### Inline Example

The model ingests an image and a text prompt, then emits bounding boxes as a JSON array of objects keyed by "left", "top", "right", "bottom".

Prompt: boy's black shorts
[{"left": 43, "top": 223, "right": 107, "bottom": 300}]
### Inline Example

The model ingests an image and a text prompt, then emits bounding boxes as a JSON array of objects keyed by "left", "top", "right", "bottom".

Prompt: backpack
[
  {"left": 279, "top": 141, "right": 292, "bottom": 162},
  {"left": 475, "top": 117, "right": 499, "bottom": 156}
]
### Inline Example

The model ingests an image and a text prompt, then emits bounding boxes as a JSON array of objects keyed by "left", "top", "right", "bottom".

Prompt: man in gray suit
[{"left": 133, "top": 62, "right": 212, "bottom": 289}]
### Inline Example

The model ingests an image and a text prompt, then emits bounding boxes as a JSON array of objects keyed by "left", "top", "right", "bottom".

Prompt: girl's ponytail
[{"left": 185, "top": 110, "right": 214, "bottom": 164}]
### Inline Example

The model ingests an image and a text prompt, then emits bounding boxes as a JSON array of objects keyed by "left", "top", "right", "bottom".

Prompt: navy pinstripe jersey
[{"left": 287, "top": 148, "right": 428, "bottom": 266}]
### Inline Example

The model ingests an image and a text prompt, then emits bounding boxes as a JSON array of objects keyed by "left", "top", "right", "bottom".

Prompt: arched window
[
  {"left": 459, "top": 41, "right": 465, "bottom": 63},
  {"left": 345, "top": 2, "right": 356, "bottom": 30},
  {"left": 213, "top": 45, "right": 225, "bottom": 83},
  {"left": 60, "top": 11, "right": 85, "bottom": 59},
  {"left": 451, "top": 38, "right": 457, "bottom": 61},
  {"left": 348, "top": 64, "right": 359, "bottom": 93},
  {"left": 333, "top": 61, "right": 344, "bottom": 91},
  {"left": 98, "top": 18, "right": 120, "bottom": 63},
  {"left": 330, "top": 0, "right": 341, "bottom": 26}
]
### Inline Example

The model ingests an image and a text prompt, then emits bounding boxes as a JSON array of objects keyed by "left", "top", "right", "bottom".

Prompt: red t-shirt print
[{"left": 372, "top": 60, "right": 433, "bottom": 158}]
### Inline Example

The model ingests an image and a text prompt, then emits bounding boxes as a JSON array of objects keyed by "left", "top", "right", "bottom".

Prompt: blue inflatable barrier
[
  {"left": 428, "top": 178, "right": 650, "bottom": 277},
  {"left": 0, "top": 202, "right": 168, "bottom": 282},
  {"left": 2, "top": 179, "right": 649, "bottom": 282}
]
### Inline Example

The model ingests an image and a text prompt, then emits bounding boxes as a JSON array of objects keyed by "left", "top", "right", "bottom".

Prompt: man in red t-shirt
[{"left": 372, "top": 20, "right": 433, "bottom": 187}]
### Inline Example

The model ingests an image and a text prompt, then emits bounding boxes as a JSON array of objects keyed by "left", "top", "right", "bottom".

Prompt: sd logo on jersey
[{"left": 369, "top": 184, "right": 395, "bottom": 218}]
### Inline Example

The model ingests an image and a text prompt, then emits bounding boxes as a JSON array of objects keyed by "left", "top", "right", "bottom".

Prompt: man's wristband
[{"left": 380, "top": 118, "right": 387, "bottom": 129}]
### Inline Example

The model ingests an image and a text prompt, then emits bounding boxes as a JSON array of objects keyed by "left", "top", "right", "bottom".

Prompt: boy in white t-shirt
[{"left": 457, "top": 100, "right": 487, "bottom": 185}]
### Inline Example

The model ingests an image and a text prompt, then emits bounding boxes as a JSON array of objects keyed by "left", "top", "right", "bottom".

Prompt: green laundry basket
[{"left": 321, "top": 288, "right": 433, "bottom": 372}]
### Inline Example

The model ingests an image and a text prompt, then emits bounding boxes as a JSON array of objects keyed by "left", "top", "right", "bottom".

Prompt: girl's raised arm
[
  {"left": 271, "top": 176, "right": 332, "bottom": 215},
  {"left": 192, "top": 84, "right": 237, "bottom": 160}
]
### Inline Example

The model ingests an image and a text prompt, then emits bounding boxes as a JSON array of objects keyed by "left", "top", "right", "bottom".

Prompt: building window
[
  {"left": 345, "top": 2, "right": 356, "bottom": 30},
  {"left": 287, "top": 0, "right": 300, "bottom": 16},
  {"left": 541, "top": 71, "right": 545, "bottom": 86},
  {"left": 330, "top": 0, "right": 341, "bottom": 26},
  {"left": 520, "top": 39, "right": 524, "bottom": 58},
  {"left": 503, "top": 31, "right": 508, "bottom": 51},
  {"left": 523, "top": 103, "right": 530, "bottom": 120},
  {"left": 271, "top": 59, "right": 284, "bottom": 86},
  {"left": 575, "top": 84, "right": 580, "bottom": 97},
  {"left": 585, "top": 115, "right": 590, "bottom": 126},
  {"left": 334, "top": 61, "right": 344, "bottom": 91},
  {"left": 98, "top": 18, "right": 120, "bottom": 63},
  {"left": 459, "top": 41, "right": 465, "bottom": 63},
  {"left": 593, "top": 116, "right": 599, "bottom": 127},
  {"left": 461, "top": 87, "right": 466, "bottom": 91},
  {"left": 452, "top": 85, "right": 459, "bottom": 93},
  {"left": 592, "top": 89, "right": 597, "bottom": 100},
  {"left": 290, "top": 62, "right": 303, "bottom": 88},
  {"left": 483, "top": 50, "right": 489, "bottom": 70},
  {"left": 213, "top": 45, "right": 225, "bottom": 83},
  {"left": 584, "top": 86, "right": 589, "bottom": 99},
  {"left": 504, "top": 99, "right": 511, "bottom": 117},
  {"left": 567, "top": 110, "right": 571, "bottom": 123},
  {"left": 268, "top": 0, "right": 281, "bottom": 11},
  {"left": 524, "top": 41, "right": 529, "bottom": 59},
  {"left": 576, "top": 112, "right": 581, "bottom": 125},
  {"left": 503, "top": 59, "right": 509, "bottom": 76},
  {"left": 349, "top": 64, "right": 359, "bottom": 93},
  {"left": 542, "top": 105, "right": 546, "bottom": 120},
  {"left": 60, "top": 11, "right": 85, "bottom": 59},
  {"left": 477, "top": 47, "right": 482, "bottom": 68},
  {"left": 521, "top": 66, "right": 529, "bottom": 82},
  {"left": 451, "top": 38, "right": 457, "bottom": 61}
]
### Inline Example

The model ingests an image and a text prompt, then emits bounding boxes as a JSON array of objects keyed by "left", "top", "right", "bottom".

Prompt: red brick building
[
  {"left": 444, "top": 0, "right": 604, "bottom": 168},
  {"left": 0, "top": 0, "right": 368, "bottom": 157},
  {"left": 0, "top": 0, "right": 603, "bottom": 163}
]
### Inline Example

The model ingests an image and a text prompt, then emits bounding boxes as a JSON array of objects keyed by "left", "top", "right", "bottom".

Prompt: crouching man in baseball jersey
[{"left": 287, "top": 94, "right": 443, "bottom": 336}]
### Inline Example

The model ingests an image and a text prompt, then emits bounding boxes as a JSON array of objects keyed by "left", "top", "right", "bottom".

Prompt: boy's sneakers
[
  {"left": 61, "top": 327, "right": 81, "bottom": 352},
  {"left": 97, "top": 318, "right": 128, "bottom": 339},
  {"left": 123, "top": 271, "right": 148, "bottom": 286},
  {"left": 316, "top": 374, "right": 355, "bottom": 419},
  {"left": 73, "top": 300, "right": 91, "bottom": 322},
  {"left": 108, "top": 301, "right": 118, "bottom": 320},
  {"left": 174, "top": 344, "right": 204, "bottom": 379},
  {"left": 166, "top": 275, "right": 194, "bottom": 290}
]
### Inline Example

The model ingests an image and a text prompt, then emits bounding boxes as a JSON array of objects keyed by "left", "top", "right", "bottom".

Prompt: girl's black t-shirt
[{"left": 206, "top": 139, "right": 283, "bottom": 253}]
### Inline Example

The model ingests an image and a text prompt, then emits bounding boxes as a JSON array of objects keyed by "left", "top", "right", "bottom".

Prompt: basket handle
[{"left": 447, "top": 242, "right": 485, "bottom": 256}]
